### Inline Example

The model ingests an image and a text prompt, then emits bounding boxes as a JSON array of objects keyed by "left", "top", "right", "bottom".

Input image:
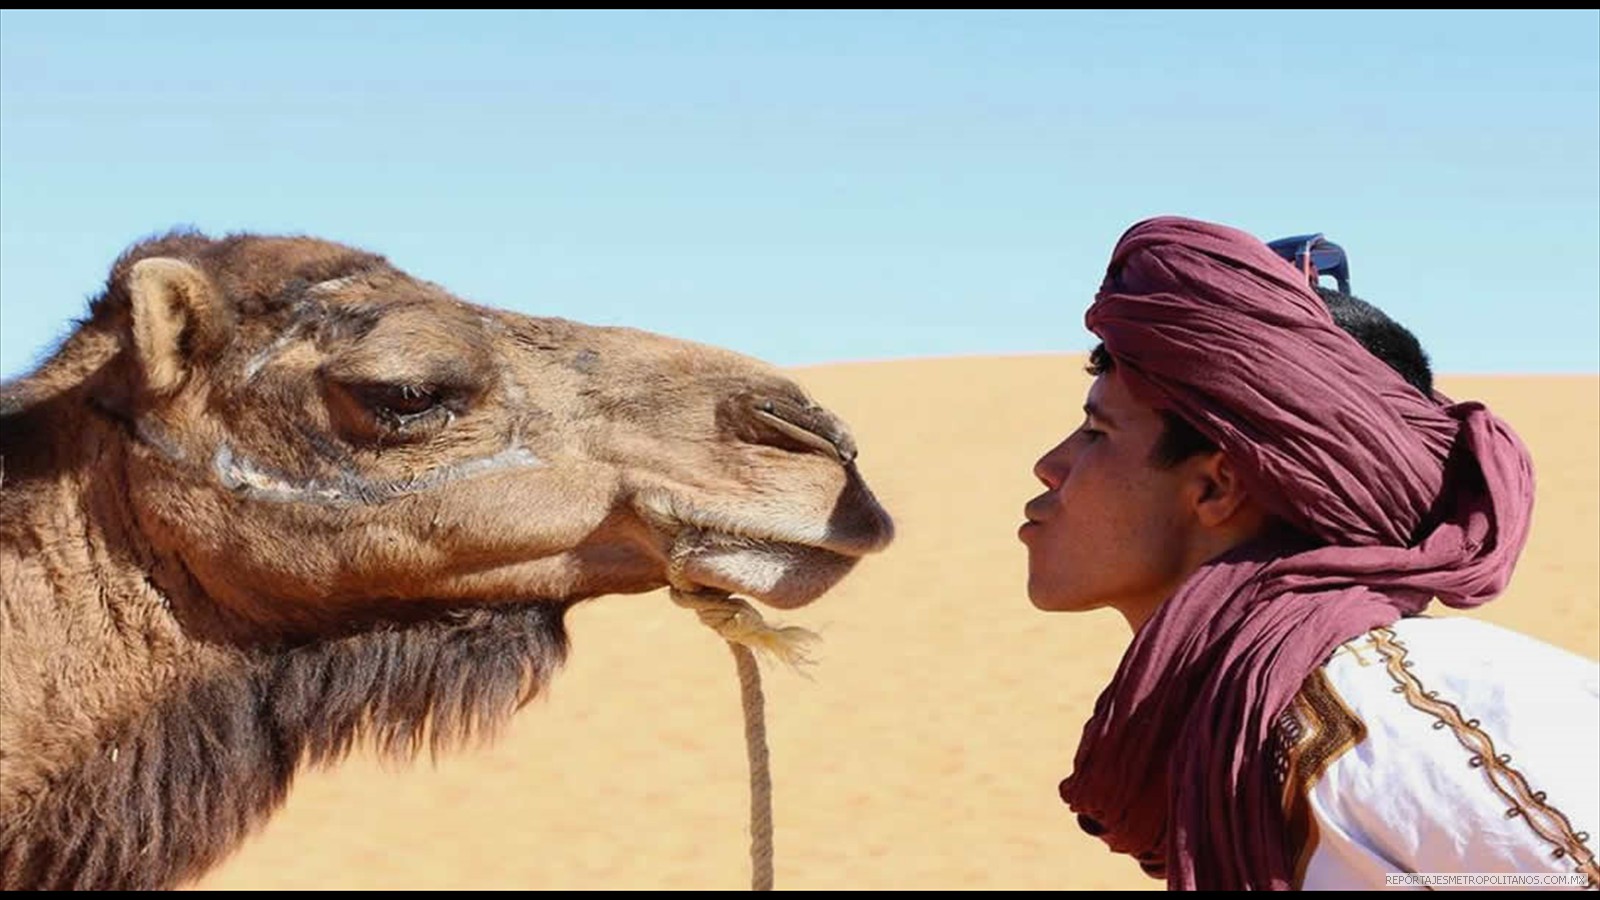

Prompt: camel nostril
[{"left": 742, "top": 395, "right": 857, "bottom": 465}]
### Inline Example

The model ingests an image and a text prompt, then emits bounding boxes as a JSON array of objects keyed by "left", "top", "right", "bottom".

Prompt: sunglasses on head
[{"left": 1267, "top": 232, "right": 1351, "bottom": 295}]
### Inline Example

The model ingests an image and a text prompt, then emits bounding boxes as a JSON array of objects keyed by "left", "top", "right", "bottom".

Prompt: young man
[{"left": 1019, "top": 216, "right": 1598, "bottom": 890}]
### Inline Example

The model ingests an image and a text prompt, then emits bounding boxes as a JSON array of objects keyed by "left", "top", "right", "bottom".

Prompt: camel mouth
[
  {"left": 633, "top": 485, "right": 892, "bottom": 556},
  {"left": 667, "top": 529, "right": 862, "bottom": 610},
  {"left": 627, "top": 493, "right": 883, "bottom": 605},
  {"left": 631, "top": 481, "right": 892, "bottom": 609}
]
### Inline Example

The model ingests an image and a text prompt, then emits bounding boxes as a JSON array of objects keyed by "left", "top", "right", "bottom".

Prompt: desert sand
[{"left": 194, "top": 355, "right": 1599, "bottom": 891}]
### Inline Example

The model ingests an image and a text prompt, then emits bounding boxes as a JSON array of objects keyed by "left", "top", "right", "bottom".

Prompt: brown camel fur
[{"left": 0, "top": 231, "right": 894, "bottom": 890}]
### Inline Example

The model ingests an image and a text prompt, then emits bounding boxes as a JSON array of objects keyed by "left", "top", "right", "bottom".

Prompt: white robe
[{"left": 1273, "top": 616, "right": 1600, "bottom": 890}]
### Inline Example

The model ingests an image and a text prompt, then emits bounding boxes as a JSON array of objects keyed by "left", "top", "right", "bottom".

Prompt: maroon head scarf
[{"left": 1057, "top": 216, "right": 1535, "bottom": 889}]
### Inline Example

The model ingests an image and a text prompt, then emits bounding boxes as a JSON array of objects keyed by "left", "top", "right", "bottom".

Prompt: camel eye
[{"left": 353, "top": 382, "right": 443, "bottom": 424}]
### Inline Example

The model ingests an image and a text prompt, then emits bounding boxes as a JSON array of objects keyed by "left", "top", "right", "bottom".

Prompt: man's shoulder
[
  {"left": 1305, "top": 615, "right": 1599, "bottom": 805},
  {"left": 1316, "top": 616, "right": 1599, "bottom": 726},
  {"left": 1277, "top": 615, "right": 1600, "bottom": 887}
]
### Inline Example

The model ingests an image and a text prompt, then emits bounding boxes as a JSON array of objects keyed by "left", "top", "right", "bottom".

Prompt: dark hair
[
  {"left": 1087, "top": 292, "right": 1435, "bottom": 468},
  {"left": 1085, "top": 344, "right": 1217, "bottom": 468},
  {"left": 1314, "top": 286, "right": 1433, "bottom": 397}
]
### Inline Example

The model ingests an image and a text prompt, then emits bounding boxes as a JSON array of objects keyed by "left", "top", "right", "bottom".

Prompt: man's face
[{"left": 1019, "top": 367, "right": 1196, "bottom": 616}]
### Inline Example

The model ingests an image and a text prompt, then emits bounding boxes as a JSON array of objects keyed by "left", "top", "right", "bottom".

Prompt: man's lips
[
  {"left": 1022, "top": 491, "right": 1054, "bottom": 525},
  {"left": 1019, "top": 495, "right": 1052, "bottom": 540},
  {"left": 1022, "top": 500, "right": 1051, "bottom": 528}
]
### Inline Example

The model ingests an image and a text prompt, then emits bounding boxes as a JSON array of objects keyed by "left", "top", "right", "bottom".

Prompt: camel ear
[{"left": 124, "top": 257, "right": 228, "bottom": 396}]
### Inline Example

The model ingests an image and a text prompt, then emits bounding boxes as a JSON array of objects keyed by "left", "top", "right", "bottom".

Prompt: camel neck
[{"left": 0, "top": 396, "right": 231, "bottom": 806}]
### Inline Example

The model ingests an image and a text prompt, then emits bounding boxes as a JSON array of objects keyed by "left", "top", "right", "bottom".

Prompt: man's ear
[
  {"left": 1188, "top": 450, "right": 1254, "bottom": 529},
  {"left": 123, "top": 257, "right": 230, "bottom": 396}
]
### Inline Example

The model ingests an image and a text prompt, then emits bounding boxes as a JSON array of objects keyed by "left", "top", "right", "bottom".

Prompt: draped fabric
[{"left": 1057, "top": 216, "right": 1536, "bottom": 890}]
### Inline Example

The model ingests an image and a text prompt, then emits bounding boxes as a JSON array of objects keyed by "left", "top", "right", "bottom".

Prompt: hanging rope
[{"left": 669, "top": 588, "right": 818, "bottom": 892}]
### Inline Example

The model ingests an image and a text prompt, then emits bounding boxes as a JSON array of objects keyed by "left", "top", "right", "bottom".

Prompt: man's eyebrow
[{"left": 1084, "top": 401, "right": 1117, "bottom": 429}]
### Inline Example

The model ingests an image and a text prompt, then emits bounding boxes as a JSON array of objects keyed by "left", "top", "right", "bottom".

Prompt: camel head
[{"left": 38, "top": 231, "right": 893, "bottom": 641}]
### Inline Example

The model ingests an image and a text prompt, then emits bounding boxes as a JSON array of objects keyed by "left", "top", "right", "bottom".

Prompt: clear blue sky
[{"left": 3, "top": 10, "right": 1596, "bottom": 378}]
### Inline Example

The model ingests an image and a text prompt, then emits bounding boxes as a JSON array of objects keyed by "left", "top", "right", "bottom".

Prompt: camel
[{"left": 0, "top": 231, "right": 895, "bottom": 890}]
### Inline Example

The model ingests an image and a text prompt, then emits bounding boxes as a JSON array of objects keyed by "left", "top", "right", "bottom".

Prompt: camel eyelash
[{"left": 349, "top": 382, "right": 456, "bottom": 428}]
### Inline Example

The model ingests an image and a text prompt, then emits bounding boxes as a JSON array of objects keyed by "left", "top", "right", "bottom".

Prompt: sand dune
[{"left": 195, "top": 356, "right": 1599, "bottom": 891}]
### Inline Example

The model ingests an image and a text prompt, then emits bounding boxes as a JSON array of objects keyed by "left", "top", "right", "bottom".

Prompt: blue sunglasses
[{"left": 1267, "top": 232, "right": 1351, "bottom": 295}]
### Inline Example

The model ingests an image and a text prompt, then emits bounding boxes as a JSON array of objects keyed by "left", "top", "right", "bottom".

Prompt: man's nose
[{"left": 1033, "top": 439, "right": 1071, "bottom": 491}]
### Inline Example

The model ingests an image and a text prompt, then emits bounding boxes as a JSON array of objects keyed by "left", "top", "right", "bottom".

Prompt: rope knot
[{"left": 669, "top": 588, "right": 820, "bottom": 671}]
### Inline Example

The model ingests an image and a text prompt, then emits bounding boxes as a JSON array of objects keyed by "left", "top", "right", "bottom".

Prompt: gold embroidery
[
  {"left": 1277, "top": 666, "right": 1367, "bottom": 889},
  {"left": 1334, "top": 643, "right": 1375, "bottom": 667},
  {"left": 1369, "top": 626, "right": 1598, "bottom": 889}
]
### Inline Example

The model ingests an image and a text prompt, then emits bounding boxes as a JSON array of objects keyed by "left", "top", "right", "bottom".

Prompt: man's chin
[
  {"left": 1027, "top": 583, "right": 1081, "bottom": 612},
  {"left": 1026, "top": 582, "right": 1119, "bottom": 616}
]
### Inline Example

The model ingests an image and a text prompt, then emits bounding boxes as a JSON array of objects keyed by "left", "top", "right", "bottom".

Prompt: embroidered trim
[
  {"left": 1276, "top": 666, "right": 1368, "bottom": 889},
  {"left": 1369, "top": 626, "right": 1598, "bottom": 888}
]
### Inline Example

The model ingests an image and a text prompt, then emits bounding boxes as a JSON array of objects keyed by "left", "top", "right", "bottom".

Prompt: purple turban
[{"left": 1056, "top": 216, "right": 1536, "bottom": 890}]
